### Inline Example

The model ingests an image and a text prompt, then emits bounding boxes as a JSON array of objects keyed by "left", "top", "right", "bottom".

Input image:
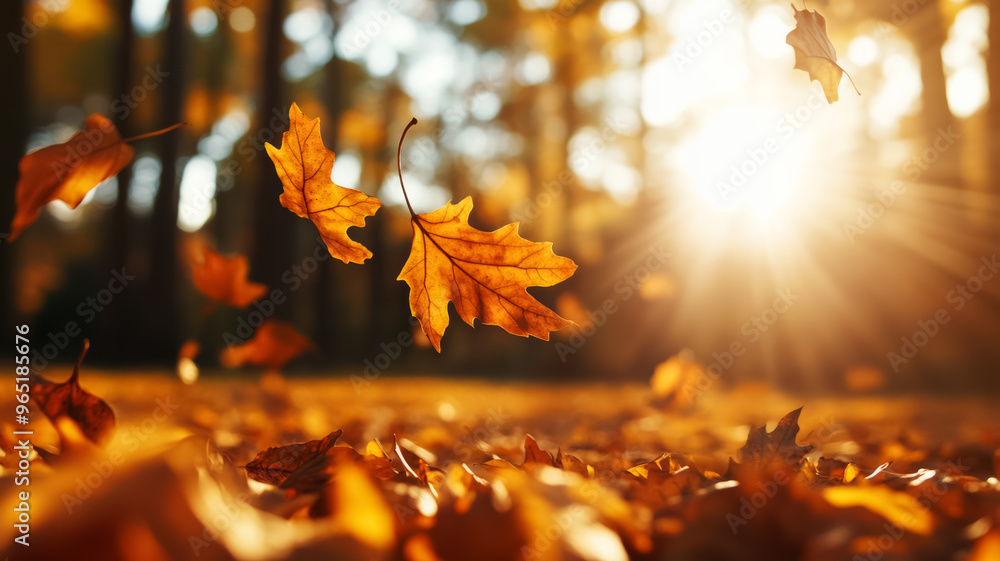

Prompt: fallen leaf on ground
[
  {"left": 737, "top": 407, "right": 814, "bottom": 471},
  {"left": 245, "top": 430, "right": 343, "bottom": 486}
]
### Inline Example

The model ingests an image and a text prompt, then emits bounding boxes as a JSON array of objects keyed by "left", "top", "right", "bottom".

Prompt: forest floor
[{"left": 3, "top": 371, "right": 1000, "bottom": 560}]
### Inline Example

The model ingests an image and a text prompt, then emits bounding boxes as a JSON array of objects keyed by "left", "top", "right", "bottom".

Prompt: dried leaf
[
  {"left": 737, "top": 407, "right": 814, "bottom": 471},
  {"left": 822, "top": 485, "right": 934, "bottom": 536},
  {"left": 29, "top": 339, "right": 116, "bottom": 445},
  {"left": 245, "top": 429, "right": 343, "bottom": 486},
  {"left": 521, "top": 434, "right": 555, "bottom": 468},
  {"left": 394, "top": 120, "right": 576, "bottom": 352},
  {"left": 266, "top": 103, "right": 382, "bottom": 264},
  {"left": 9, "top": 117, "right": 181, "bottom": 241},
  {"left": 220, "top": 320, "right": 316, "bottom": 370},
  {"left": 187, "top": 242, "right": 267, "bottom": 308},
  {"left": 785, "top": 5, "right": 859, "bottom": 103}
]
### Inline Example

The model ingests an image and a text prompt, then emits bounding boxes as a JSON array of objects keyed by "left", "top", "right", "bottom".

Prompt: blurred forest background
[{"left": 1, "top": 0, "right": 999, "bottom": 392}]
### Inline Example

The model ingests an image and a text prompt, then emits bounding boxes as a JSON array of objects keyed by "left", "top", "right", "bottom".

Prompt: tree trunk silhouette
[
  {"left": 250, "top": 0, "right": 294, "bottom": 314},
  {"left": 101, "top": 0, "right": 136, "bottom": 356},
  {"left": 318, "top": 0, "right": 348, "bottom": 357},
  {"left": 0, "top": 0, "right": 27, "bottom": 331},
  {"left": 989, "top": 0, "right": 1000, "bottom": 192},
  {"left": 147, "top": 0, "right": 186, "bottom": 361}
]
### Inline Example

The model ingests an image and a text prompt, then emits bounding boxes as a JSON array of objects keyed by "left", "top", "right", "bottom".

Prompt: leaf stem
[
  {"left": 70, "top": 339, "right": 90, "bottom": 383},
  {"left": 120, "top": 122, "right": 187, "bottom": 144},
  {"left": 397, "top": 118, "right": 419, "bottom": 218}
]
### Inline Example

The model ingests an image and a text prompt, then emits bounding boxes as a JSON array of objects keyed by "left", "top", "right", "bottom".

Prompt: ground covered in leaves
[{"left": 2, "top": 372, "right": 1000, "bottom": 561}]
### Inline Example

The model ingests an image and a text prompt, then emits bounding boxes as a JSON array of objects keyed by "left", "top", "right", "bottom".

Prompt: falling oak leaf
[
  {"left": 9, "top": 116, "right": 183, "bottom": 241},
  {"left": 736, "top": 407, "right": 814, "bottom": 471},
  {"left": 220, "top": 320, "right": 316, "bottom": 370},
  {"left": 785, "top": 5, "right": 859, "bottom": 104},
  {"left": 186, "top": 241, "right": 267, "bottom": 308},
  {"left": 245, "top": 429, "right": 344, "bottom": 486},
  {"left": 266, "top": 103, "right": 381, "bottom": 264},
  {"left": 395, "top": 119, "right": 577, "bottom": 352},
  {"left": 29, "top": 339, "right": 116, "bottom": 446}
]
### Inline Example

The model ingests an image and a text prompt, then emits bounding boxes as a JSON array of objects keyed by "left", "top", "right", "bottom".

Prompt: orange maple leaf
[
  {"left": 266, "top": 103, "right": 382, "bottom": 264},
  {"left": 220, "top": 319, "right": 316, "bottom": 369},
  {"left": 394, "top": 119, "right": 577, "bottom": 352},
  {"left": 186, "top": 240, "right": 268, "bottom": 308},
  {"left": 8, "top": 116, "right": 183, "bottom": 241}
]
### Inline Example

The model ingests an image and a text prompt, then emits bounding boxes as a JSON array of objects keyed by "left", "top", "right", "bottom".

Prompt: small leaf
[
  {"left": 785, "top": 5, "right": 859, "bottom": 103},
  {"left": 186, "top": 240, "right": 268, "bottom": 308},
  {"left": 245, "top": 429, "right": 343, "bottom": 486},
  {"left": 30, "top": 339, "right": 116, "bottom": 446},
  {"left": 737, "top": 407, "right": 814, "bottom": 471},
  {"left": 220, "top": 320, "right": 316, "bottom": 370}
]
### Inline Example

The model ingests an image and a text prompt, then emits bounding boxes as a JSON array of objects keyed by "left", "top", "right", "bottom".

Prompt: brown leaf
[
  {"left": 187, "top": 241, "right": 268, "bottom": 308},
  {"left": 266, "top": 103, "right": 382, "bottom": 264},
  {"left": 521, "top": 434, "right": 555, "bottom": 468},
  {"left": 9, "top": 117, "right": 182, "bottom": 241},
  {"left": 29, "top": 339, "right": 116, "bottom": 445},
  {"left": 220, "top": 320, "right": 316, "bottom": 370},
  {"left": 785, "top": 5, "right": 859, "bottom": 103},
  {"left": 737, "top": 407, "right": 814, "bottom": 471},
  {"left": 245, "top": 429, "right": 343, "bottom": 486}
]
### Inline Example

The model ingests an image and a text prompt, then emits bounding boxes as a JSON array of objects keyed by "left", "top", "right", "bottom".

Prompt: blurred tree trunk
[
  {"left": 147, "top": 0, "right": 186, "bottom": 361},
  {"left": 250, "top": 0, "right": 294, "bottom": 313},
  {"left": 109, "top": 0, "right": 135, "bottom": 274},
  {"left": 905, "top": 1, "right": 960, "bottom": 185},
  {"left": 318, "top": 0, "right": 347, "bottom": 357},
  {"left": 989, "top": 0, "right": 1000, "bottom": 191},
  {"left": 102, "top": 0, "right": 136, "bottom": 355},
  {"left": 0, "top": 0, "right": 27, "bottom": 330}
]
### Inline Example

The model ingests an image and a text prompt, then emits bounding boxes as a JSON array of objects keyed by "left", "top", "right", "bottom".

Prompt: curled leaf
[
  {"left": 785, "top": 5, "right": 859, "bottom": 103},
  {"left": 245, "top": 429, "right": 343, "bottom": 486},
  {"left": 9, "top": 117, "right": 182, "bottom": 241}
]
